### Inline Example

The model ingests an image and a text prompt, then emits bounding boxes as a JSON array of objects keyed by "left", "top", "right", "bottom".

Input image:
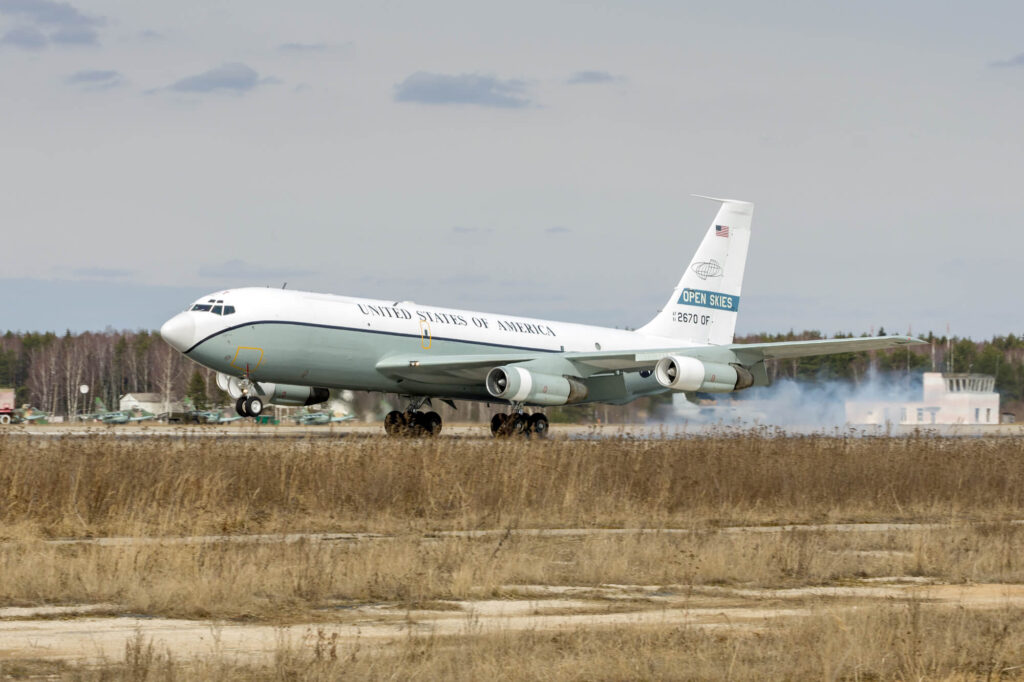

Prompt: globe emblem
[{"left": 690, "top": 259, "right": 723, "bottom": 280}]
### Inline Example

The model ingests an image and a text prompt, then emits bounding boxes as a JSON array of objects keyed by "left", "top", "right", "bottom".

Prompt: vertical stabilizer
[{"left": 638, "top": 198, "right": 753, "bottom": 345}]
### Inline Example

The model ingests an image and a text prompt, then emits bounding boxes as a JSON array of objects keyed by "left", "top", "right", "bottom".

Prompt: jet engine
[
  {"left": 485, "top": 366, "right": 588, "bottom": 406},
  {"left": 653, "top": 356, "right": 754, "bottom": 393}
]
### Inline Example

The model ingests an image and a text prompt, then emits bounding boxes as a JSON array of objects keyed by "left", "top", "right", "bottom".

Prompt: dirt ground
[{"left": 3, "top": 564, "right": 1024, "bottom": 664}]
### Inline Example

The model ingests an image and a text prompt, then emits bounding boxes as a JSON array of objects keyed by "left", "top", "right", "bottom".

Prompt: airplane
[
  {"left": 98, "top": 410, "right": 158, "bottom": 425},
  {"left": 187, "top": 409, "right": 246, "bottom": 424},
  {"left": 291, "top": 409, "right": 356, "bottom": 426},
  {"left": 15, "top": 405, "right": 49, "bottom": 424},
  {"left": 159, "top": 197, "right": 925, "bottom": 437},
  {"left": 77, "top": 397, "right": 112, "bottom": 422}
]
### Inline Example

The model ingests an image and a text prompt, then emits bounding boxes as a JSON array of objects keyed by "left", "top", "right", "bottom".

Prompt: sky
[{"left": 1, "top": 0, "right": 1022, "bottom": 338}]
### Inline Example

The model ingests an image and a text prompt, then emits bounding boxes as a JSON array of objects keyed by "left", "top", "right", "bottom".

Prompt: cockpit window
[{"left": 190, "top": 301, "right": 236, "bottom": 315}]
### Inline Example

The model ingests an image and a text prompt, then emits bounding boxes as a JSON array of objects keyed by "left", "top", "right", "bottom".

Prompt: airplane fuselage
[{"left": 163, "top": 287, "right": 689, "bottom": 404}]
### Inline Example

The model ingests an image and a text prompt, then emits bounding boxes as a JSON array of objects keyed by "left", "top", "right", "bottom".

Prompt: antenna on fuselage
[{"left": 282, "top": 282, "right": 288, "bottom": 289}]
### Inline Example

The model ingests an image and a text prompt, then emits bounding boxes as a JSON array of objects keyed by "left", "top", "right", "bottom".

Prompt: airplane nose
[{"left": 160, "top": 313, "right": 196, "bottom": 353}]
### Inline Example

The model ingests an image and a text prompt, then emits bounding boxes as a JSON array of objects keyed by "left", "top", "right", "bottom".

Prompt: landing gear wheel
[
  {"left": 235, "top": 397, "right": 249, "bottom": 417},
  {"left": 507, "top": 413, "right": 528, "bottom": 436},
  {"left": 384, "top": 410, "right": 405, "bottom": 436},
  {"left": 490, "top": 413, "right": 508, "bottom": 436},
  {"left": 528, "top": 413, "right": 549, "bottom": 438},
  {"left": 422, "top": 411, "right": 442, "bottom": 436},
  {"left": 245, "top": 396, "right": 263, "bottom": 418}
]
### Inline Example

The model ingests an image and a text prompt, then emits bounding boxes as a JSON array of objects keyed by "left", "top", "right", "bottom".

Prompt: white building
[
  {"left": 119, "top": 393, "right": 182, "bottom": 415},
  {"left": 845, "top": 373, "right": 1000, "bottom": 426}
]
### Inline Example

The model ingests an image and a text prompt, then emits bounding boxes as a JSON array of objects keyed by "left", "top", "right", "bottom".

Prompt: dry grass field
[{"left": 2, "top": 430, "right": 1024, "bottom": 679}]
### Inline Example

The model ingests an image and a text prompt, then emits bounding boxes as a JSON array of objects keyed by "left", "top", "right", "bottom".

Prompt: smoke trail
[{"left": 669, "top": 370, "right": 924, "bottom": 429}]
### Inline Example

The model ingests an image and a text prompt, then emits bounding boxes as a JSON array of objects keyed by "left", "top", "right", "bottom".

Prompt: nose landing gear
[{"left": 234, "top": 395, "right": 264, "bottom": 419}]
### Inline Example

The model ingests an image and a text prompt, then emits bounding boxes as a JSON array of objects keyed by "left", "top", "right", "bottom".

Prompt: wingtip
[{"left": 691, "top": 193, "right": 753, "bottom": 205}]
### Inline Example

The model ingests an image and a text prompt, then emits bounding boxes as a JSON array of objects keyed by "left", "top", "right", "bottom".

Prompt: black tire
[
  {"left": 508, "top": 414, "right": 528, "bottom": 436},
  {"left": 246, "top": 396, "right": 263, "bottom": 418},
  {"left": 490, "top": 413, "right": 508, "bottom": 436},
  {"left": 235, "top": 397, "right": 249, "bottom": 417},
  {"left": 528, "top": 413, "right": 549, "bottom": 438},
  {"left": 384, "top": 410, "right": 405, "bottom": 436},
  {"left": 408, "top": 411, "right": 426, "bottom": 436},
  {"left": 423, "top": 411, "right": 442, "bottom": 436}
]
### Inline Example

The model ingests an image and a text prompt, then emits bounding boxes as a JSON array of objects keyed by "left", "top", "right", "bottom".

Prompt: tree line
[{"left": 0, "top": 329, "right": 1021, "bottom": 419}]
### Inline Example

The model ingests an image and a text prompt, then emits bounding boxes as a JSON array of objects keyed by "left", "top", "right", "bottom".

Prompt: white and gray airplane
[{"left": 160, "top": 197, "right": 923, "bottom": 436}]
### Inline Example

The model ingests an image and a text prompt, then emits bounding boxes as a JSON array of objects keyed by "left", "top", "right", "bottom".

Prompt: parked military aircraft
[
  {"left": 77, "top": 397, "right": 112, "bottom": 422},
  {"left": 98, "top": 410, "right": 157, "bottom": 425},
  {"left": 15, "top": 406, "right": 48, "bottom": 423},
  {"left": 160, "top": 197, "right": 925, "bottom": 437},
  {"left": 186, "top": 409, "right": 245, "bottom": 424},
  {"left": 290, "top": 410, "right": 356, "bottom": 426}
]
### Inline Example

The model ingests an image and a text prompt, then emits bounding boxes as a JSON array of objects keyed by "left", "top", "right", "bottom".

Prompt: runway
[{"left": 4, "top": 421, "right": 1022, "bottom": 438}]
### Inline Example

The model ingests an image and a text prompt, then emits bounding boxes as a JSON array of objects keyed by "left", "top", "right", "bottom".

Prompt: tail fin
[{"left": 637, "top": 197, "right": 753, "bottom": 345}]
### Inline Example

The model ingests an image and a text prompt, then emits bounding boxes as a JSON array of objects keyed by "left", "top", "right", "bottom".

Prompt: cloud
[
  {"left": 198, "top": 259, "right": 313, "bottom": 280},
  {"left": 1, "top": 25, "right": 45, "bottom": 48},
  {"left": 279, "top": 42, "right": 327, "bottom": 52},
  {"left": 0, "top": 0, "right": 101, "bottom": 28},
  {"left": 0, "top": 0, "right": 103, "bottom": 49},
  {"left": 50, "top": 25, "right": 96, "bottom": 44},
  {"left": 167, "top": 63, "right": 268, "bottom": 94},
  {"left": 394, "top": 72, "right": 531, "bottom": 108},
  {"left": 71, "top": 266, "right": 133, "bottom": 278},
  {"left": 64, "top": 69, "right": 122, "bottom": 89},
  {"left": 566, "top": 70, "right": 616, "bottom": 85},
  {"left": 991, "top": 52, "right": 1024, "bottom": 68},
  {"left": 545, "top": 226, "right": 571, "bottom": 234}
]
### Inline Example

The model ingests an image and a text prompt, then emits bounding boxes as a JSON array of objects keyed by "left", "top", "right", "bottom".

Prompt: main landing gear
[
  {"left": 235, "top": 395, "right": 264, "bottom": 419},
  {"left": 384, "top": 398, "right": 442, "bottom": 437},
  {"left": 490, "top": 410, "right": 549, "bottom": 438}
]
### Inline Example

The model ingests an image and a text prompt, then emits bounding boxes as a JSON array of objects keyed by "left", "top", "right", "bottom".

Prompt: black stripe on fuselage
[{"left": 184, "top": 319, "right": 561, "bottom": 356}]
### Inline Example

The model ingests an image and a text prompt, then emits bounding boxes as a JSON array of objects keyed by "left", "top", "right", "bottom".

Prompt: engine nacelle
[
  {"left": 216, "top": 373, "right": 329, "bottom": 406},
  {"left": 653, "top": 356, "right": 754, "bottom": 393},
  {"left": 255, "top": 383, "right": 330, "bottom": 407},
  {"left": 485, "top": 366, "right": 588, "bottom": 406}
]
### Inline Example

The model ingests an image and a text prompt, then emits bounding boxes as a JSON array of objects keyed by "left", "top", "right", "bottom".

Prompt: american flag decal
[{"left": 715, "top": 225, "right": 730, "bottom": 238}]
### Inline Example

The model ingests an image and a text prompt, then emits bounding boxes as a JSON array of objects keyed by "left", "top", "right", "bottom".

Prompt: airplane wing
[
  {"left": 376, "top": 335, "right": 925, "bottom": 383},
  {"left": 376, "top": 353, "right": 540, "bottom": 383}
]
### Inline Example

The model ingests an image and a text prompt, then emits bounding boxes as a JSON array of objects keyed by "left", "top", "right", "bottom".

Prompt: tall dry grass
[
  {"left": 3, "top": 525, "right": 1024, "bottom": 619},
  {"left": 2, "top": 432, "right": 1023, "bottom": 538}
]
